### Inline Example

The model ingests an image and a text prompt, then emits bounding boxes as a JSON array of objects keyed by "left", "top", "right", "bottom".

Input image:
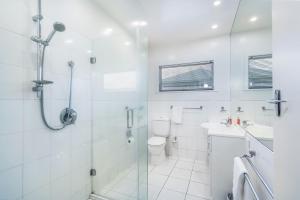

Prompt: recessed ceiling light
[
  {"left": 124, "top": 41, "right": 131, "bottom": 46},
  {"left": 131, "top": 21, "right": 140, "bottom": 26},
  {"left": 103, "top": 28, "right": 113, "bottom": 36},
  {"left": 211, "top": 24, "right": 219, "bottom": 29},
  {"left": 140, "top": 21, "right": 148, "bottom": 26},
  {"left": 213, "top": 1, "right": 222, "bottom": 6},
  {"left": 131, "top": 20, "right": 148, "bottom": 27},
  {"left": 249, "top": 16, "right": 258, "bottom": 22},
  {"left": 87, "top": 50, "right": 92, "bottom": 54}
]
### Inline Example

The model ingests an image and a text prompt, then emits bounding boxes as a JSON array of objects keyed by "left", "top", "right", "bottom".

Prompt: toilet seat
[{"left": 148, "top": 137, "right": 166, "bottom": 146}]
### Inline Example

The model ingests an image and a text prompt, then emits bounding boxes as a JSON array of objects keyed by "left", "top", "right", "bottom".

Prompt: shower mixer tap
[
  {"left": 31, "top": 0, "right": 75, "bottom": 131},
  {"left": 60, "top": 60, "right": 77, "bottom": 125}
]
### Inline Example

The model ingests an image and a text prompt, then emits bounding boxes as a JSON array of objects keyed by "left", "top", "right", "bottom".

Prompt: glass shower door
[{"left": 90, "top": 24, "right": 148, "bottom": 200}]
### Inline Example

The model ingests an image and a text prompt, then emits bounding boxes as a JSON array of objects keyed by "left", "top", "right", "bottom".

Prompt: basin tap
[
  {"left": 242, "top": 120, "right": 253, "bottom": 128},
  {"left": 221, "top": 118, "right": 231, "bottom": 127}
]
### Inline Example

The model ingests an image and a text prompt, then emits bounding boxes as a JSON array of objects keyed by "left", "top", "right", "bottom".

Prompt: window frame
[{"left": 159, "top": 61, "right": 215, "bottom": 92}]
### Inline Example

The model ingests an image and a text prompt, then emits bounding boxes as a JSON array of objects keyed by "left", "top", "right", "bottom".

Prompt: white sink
[{"left": 201, "top": 122, "right": 245, "bottom": 138}]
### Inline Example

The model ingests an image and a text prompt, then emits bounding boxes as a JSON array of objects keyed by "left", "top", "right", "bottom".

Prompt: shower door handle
[
  {"left": 267, "top": 100, "right": 287, "bottom": 104},
  {"left": 130, "top": 109, "right": 134, "bottom": 128},
  {"left": 126, "top": 107, "right": 134, "bottom": 128},
  {"left": 268, "top": 90, "right": 287, "bottom": 117}
]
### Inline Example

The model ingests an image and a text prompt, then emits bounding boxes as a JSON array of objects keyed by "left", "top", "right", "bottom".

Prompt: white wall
[
  {"left": 148, "top": 29, "right": 274, "bottom": 162},
  {"left": 148, "top": 36, "right": 231, "bottom": 162},
  {"left": 273, "top": 1, "right": 300, "bottom": 199},
  {"left": 149, "top": 35, "right": 231, "bottom": 102},
  {"left": 0, "top": 0, "right": 146, "bottom": 199}
]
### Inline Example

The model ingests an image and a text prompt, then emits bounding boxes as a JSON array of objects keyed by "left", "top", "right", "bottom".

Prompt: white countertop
[
  {"left": 201, "top": 122, "right": 245, "bottom": 138},
  {"left": 245, "top": 124, "right": 273, "bottom": 140}
]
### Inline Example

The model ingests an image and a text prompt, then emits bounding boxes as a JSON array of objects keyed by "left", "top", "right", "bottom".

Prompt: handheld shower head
[
  {"left": 44, "top": 22, "right": 66, "bottom": 45},
  {"left": 53, "top": 22, "right": 66, "bottom": 32}
]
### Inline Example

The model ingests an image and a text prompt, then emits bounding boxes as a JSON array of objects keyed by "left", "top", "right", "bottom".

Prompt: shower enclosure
[
  {"left": 90, "top": 28, "right": 148, "bottom": 199},
  {"left": 0, "top": 0, "right": 148, "bottom": 200}
]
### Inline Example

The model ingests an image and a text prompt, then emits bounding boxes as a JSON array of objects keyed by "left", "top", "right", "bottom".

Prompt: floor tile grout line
[
  {"left": 154, "top": 158, "right": 179, "bottom": 200},
  {"left": 150, "top": 158, "right": 209, "bottom": 200},
  {"left": 154, "top": 158, "right": 195, "bottom": 200},
  {"left": 184, "top": 159, "right": 196, "bottom": 200}
]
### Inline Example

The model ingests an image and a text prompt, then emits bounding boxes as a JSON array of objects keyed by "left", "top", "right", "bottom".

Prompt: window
[
  {"left": 104, "top": 71, "right": 137, "bottom": 91},
  {"left": 248, "top": 54, "right": 272, "bottom": 89},
  {"left": 159, "top": 61, "right": 214, "bottom": 92}
]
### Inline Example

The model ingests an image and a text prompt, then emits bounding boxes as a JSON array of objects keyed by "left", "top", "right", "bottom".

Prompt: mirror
[{"left": 230, "top": 0, "right": 273, "bottom": 151}]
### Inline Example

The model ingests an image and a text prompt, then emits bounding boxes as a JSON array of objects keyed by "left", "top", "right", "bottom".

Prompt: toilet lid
[{"left": 148, "top": 137, "right": 166, "bottom": 145}]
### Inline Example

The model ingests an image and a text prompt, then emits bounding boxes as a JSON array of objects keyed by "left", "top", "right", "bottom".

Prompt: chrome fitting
[{"left": 32, "top": 14, "right": 43, "bottom": 22}]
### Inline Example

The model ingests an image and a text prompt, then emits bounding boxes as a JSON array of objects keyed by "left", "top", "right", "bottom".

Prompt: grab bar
[
  {"left": 244, "top": 173, "right": 260, "bottom": 200},
  {"left": 242, "top": 154, "right": 274, "bottom": 199}
]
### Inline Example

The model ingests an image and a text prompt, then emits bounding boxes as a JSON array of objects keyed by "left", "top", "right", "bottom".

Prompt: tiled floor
[
  {"left": 91, "top": 164, "right": 139, "bottom": 200},
  {"left": 148, "top": 158, "right": 211, "bottom": 200},
  {"left": 92, "top": 158, "right": 211, "bottom": 200}
]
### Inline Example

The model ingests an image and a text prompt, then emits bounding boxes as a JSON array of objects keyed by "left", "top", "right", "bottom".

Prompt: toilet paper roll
[{"left": 127, "top": 137, "right": 135, "bottom": 144}]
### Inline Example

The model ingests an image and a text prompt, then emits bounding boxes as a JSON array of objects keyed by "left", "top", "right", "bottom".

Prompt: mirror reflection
[
  {"left": 230, "top": 0, "right": 273, "bottom": 151},
  {"left": 248, "top": 54, "right": 272, "bottom": 89}
]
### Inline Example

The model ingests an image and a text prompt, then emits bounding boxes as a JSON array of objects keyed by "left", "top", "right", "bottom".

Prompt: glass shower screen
[{"left": 90, "top": 23, "right": 148, "bottom": 200}]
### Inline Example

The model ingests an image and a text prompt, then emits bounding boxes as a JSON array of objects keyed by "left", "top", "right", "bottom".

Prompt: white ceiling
[
  {"left": 138, "top": 0, "right": 239, "bottom": 46},
  {"left": 94, "top": 0, "right": 271, "bottom": 46},
  {"left": 232, "top": 0, "right": 272, "bottom": 33}
]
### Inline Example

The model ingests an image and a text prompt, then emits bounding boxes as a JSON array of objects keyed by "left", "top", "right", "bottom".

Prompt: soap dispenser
[
  {"left": 228, "top": 116, "right": 232, "bottom": 125},
  {"left": 237, "top": 117, "right": 241, "bottom": 125}
]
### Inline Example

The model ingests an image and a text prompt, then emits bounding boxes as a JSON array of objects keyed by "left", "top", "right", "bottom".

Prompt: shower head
[
  {"left": 53, "top": 22, "right": 66, "bottom": 32},
  {"left": 44, "top": 22, "right": 66, "bottom": 45}
]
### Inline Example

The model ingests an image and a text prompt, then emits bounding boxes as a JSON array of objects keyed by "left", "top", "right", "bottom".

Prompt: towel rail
[
  {"left": 242, "top": 154, "right": 274, "bottom": 199},
  {"left": 244, "top": 173, "right": 260, "bottom": 200},
  {"left": 228, "top": 173, "right": 259, "bottom": 200},
  {"left": 170, "top": 105, "right": 203, "bottom": 110}
]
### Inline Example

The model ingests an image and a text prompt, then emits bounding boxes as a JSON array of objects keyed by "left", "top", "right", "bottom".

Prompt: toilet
[{"left": 148, "top": 118, "right": 170, "bottom": 165}]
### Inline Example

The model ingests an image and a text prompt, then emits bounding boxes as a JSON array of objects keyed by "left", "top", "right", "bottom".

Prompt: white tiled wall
[
  {"left": 148, "top": 101, "right": 230, "bottom": 162},
  {"left": 0, "top": 24, "right": 92, "bottom": 200},
  {"left": 0, "top": 28, "right": 92, "bottom": 200},
  {"left": 148, "top": 35, "right": 231, "bottom": 102},
  {"left": 0, "top": 0, "right": 142, "bottom": 199}
]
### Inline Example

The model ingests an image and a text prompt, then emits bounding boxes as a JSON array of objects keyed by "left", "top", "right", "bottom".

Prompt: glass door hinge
[{"left": 90, "top": 169, "right": 96, "bottom": 176}]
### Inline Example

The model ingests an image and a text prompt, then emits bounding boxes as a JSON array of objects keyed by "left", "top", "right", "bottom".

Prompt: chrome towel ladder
[
  {"left": 244, "top": 173, "right": 260, "bottom": 200},
  {"left": 227, "top": 174, "right": 259, "bottom": 200},
  {"left": 241, "top": 151, "right": 274, "bottom": 199}
]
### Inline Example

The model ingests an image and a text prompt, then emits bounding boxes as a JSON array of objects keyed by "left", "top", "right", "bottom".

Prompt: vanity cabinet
[{"left": 208, "top": 135, "right": 246, "bottom": 200}]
